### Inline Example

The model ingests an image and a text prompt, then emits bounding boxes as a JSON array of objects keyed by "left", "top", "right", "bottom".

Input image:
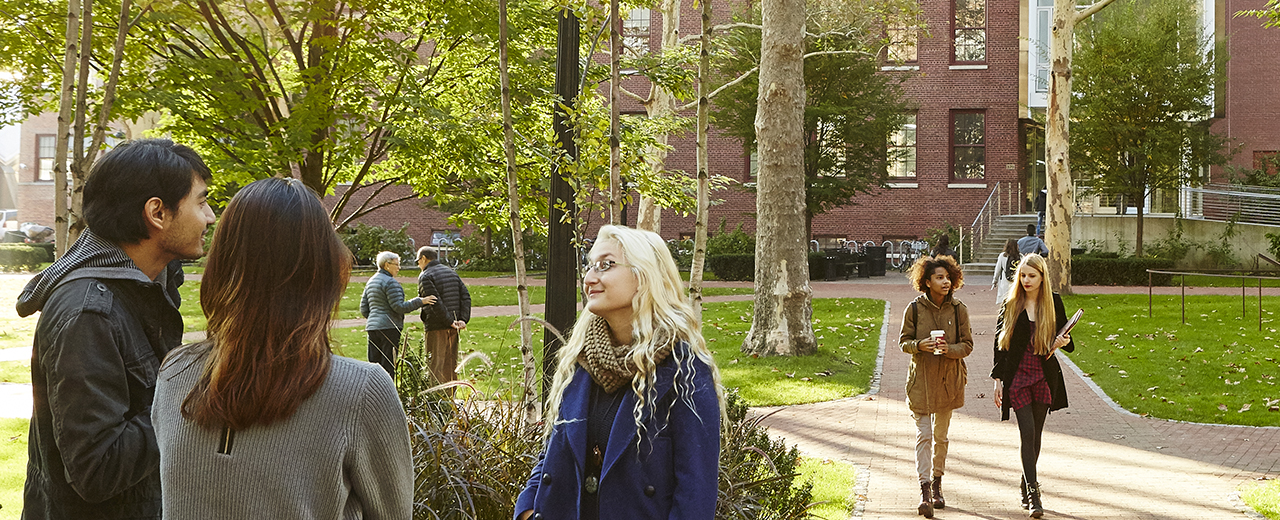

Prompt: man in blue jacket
[
  {"left": 16, "top": 139, "right": 215, "bottom": 519},
  {"left": 416, "top": 246, "right": 471, "bottom": 384}
]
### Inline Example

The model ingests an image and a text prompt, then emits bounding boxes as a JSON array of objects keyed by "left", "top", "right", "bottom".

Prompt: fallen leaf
[
  {"left": 1239, "top": 403, "right": 1252, "bottom": 413},
  {"left": 1218, "top": 404, "right": 1229, "bottom": 412}
]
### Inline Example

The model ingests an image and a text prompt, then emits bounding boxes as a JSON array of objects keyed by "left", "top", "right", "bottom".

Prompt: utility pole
[{"left": 544, "top": 8, "right": 580, "bottom": 401}]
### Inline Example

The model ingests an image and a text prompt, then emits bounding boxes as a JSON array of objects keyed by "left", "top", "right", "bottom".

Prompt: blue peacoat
[{"left": 514, "top": 344, "right": 720, "bottom": 520}]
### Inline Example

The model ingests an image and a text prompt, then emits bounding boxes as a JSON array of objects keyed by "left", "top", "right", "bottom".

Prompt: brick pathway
[{"left": 757, "top": 276, "right": 1279, "bottom": 520}]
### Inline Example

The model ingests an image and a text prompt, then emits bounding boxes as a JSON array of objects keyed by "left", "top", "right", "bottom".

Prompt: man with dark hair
[
  {"left": 416, "top": 245, "right": 471, "bottom": 384},
  {"left": 17, "top": 139, "right": 215, "bottom": 519},
  {"left": 1017, "top": 223, "right": 1049, "bottom": 256}
]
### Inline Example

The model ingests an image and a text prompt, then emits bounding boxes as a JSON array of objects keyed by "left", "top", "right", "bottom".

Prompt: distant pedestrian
[
  {"left": 416, "top": 246, "right": 471, "bottom": 384},
  {"left": 991, "top": 239, "right": 1021, "bottom": 303},
  {"left": 931, "top": 234, "right": 958, "bottom": 260},
  {"left": 900, "top": 255, "right": 973, "bottom": 518},
  {"left": 361, "top": 251, "right": 429, "bottom": 378},
  {"left": 515, "top": 225, "right": 725, "bottom": 520},
  {"left": 991, "top": 253, "right": 1076, "bottom": 518},
  {"left": 1017, "top": 224, "right": 1049, "bottom": 257},
  {"left": 1034, "top": 189, "right": 1047, "bottom": 235},
  {"left": 153, "top": 178, "right": 412, "bottom": 519},
  {"left": 17, "top": 139, "right": 215, "bottom": 519}
]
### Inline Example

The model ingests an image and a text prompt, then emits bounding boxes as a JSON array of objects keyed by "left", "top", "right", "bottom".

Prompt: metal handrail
[
  {"left": 1146, "top": 267, "right": 1280, "bottom": 331},
  {"left": 968, "top": 182, "right": 1001, "bottom": 262}
]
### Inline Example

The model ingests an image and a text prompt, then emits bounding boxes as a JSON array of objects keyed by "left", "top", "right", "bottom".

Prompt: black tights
[{"left": 1014, "top": 402, "right": 1049, "bottom": 484}]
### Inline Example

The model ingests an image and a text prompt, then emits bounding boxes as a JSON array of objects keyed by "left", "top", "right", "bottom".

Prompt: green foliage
[
  {"left": 340, "top": 223, "right": 414, "bottom": 266},
  {"left": 450, "top": 230, "right": 547, "bottom": 272},
  {"left": 1073, "top": 0, "right": 1232, "bottom": 255},
  {"left": 1266, "top": 232, "right": 1280, "bottom": 261},
  {"left": 1228, "top": 153, "right": 1280, "bottom": 188},
  {"left": 707, "top": 223, "right": 757, "bottom": 256},
  {"left": 707, "top": 254, "right": 755, "bottom": 282},
  {"left": 1072, "top": 255, "right": 1175, "bottom": 285},
  {"left": 0, "top": 418, "right": 28, "bottom": 518},
  {"left": 1143, "top": 220, "right": 1196, "bottom": 263},
  {"left": 1236, "top": 0, "right": 1280, "bottom": 28},
  {"left": 710, "top": 2, "right": 912, "bottom": 227},
  {"left": 716, "top": 390, "right": 814, "bottom": 520},
  {"left": 924, "top": 222, "right": 969, "bottom": 262},
  {"left": 0, "top": 244, "right": 51, "bottom": 272},
  {"left": 1240, "top": 477, "right": 1280, "bottom": 520}
]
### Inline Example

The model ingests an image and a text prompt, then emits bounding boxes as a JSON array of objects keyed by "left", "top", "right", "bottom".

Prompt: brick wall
[{"left": 1210, "top": 0, "right": 1280, "bottom": 182}]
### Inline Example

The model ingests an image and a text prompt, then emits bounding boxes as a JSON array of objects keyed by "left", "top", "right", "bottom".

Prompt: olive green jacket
[{"left": 899, "top": 294, "right": 973, "bottom": 414}]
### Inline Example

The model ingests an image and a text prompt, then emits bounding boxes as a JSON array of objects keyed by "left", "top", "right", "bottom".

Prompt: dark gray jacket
[
  {"left": 417, "top": 261, "right": 471, "bottom": 331},
  {"left": 17, "top": 229, "right": 184, "bottom": 520}
]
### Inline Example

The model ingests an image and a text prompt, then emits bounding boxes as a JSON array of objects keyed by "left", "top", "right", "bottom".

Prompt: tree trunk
[
  {"left": 498, "top": 0, "right": 538, "bottom": 424},
  {"left": 689, "top": 0, "right": 711, "bottom": 320},
  {"left": 1134, "top": 187, "right": 1145, "bottom": 257},
  {"left": 742, "top": 0, "right": 814, "bottom": 357},
  {"left": 1045, "top": 0, "right": 1116, "bottom": 292},
  {"left": 608, "top": 0, "right": 623, "bottom": 225},
  {"left": 68, "top": 0, "right": 94, "bottom": 247},
  {"left": 53, "top": 0, "right": 82, "bottom": 258},
  {"left": 635, "top": 0, "right": 682, "bottom": 235}
]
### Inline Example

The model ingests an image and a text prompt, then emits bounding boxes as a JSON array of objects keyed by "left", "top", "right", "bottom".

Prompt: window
[
  {"left": 887, "top": 24, "right": 918, "bottom": 63},
  {"left": 951, "top": 111, "right": 985, "bottom": 180},
  {"left": 953, "top": 0, "right": 987, "bottom": 63},
  {"left": 36, "top": 134, "right": 56, "bottom": 181},
  {"left": 747, "top": 150, "right": 758, "bottom": 178},
  {"left": 622, "top": 8, "right": 651, "bottom": 57},
  {"left": 1032, "top": 0, "right": 1053, "bottom": 92},
  {"left": 888, "top": 114, "right": 917, "bottom": 179}
]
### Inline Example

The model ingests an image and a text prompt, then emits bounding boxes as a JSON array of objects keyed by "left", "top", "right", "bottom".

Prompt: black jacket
[
  {"left": 417, "top": 261, "right": 472, "bottom": 331},
  {"left": 17, "top": 230, "right": 184, "bottom": 519},
  {"left": 990, "top": 293, "right": 1076, "bottom": 421}
]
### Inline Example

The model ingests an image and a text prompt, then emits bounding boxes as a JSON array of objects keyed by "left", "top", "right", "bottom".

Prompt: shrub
[
  {"left": 707, "top": 254, "right": 754, "bottom": 281},
  {"left": 707, "top": 224, "right": 756, "bottom": 257},
  {"left": 1266, "top": 232, "right": 1280, "bottom": 262},
  {"left": 341, "top": 223, "right": 413, "bottom": 266},
  {"left": 0, "top": 243, "right": 51, "bottom": 271},
  {"left": 667, "top": 238, "right": 695, "bottom": 270},
  {"left": 397, "top": 341, "right": 818, "bottom": 519},
  {"left": 1072, "top": 255, "right": 1174, "bottom": 286},
  {"left": 451, "top": 230, "right": 548, "bottom": 273}
]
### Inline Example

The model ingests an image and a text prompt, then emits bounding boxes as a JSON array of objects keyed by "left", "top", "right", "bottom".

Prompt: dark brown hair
[
  {"left": 1003, "top": 238, "right": 1020, "bottom": 259},
  {"left": 182, "top": 177, "right": 352, "bottom": 430},
  {"left": 907, "top": 255, "right": 965, "bottom": 294}
]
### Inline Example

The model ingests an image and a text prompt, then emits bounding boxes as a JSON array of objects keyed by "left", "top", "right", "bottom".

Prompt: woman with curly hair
[
  {"left": 900, "top": 255, "right": 973, "bottom": 518},
  {"left": 991, "top": 253, "right": 1075, "bottom": 518},
  {"left": 515, "top": 225, "right": 726, "bottom": 520}
]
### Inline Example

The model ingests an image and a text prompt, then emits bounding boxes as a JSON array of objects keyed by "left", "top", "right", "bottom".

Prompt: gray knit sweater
[{"left": 152, "top": 347, "right": 413, "bottom": 519}]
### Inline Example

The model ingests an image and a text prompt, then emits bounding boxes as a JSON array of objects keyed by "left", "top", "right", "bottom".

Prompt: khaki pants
[
  {"left": 912, "top": 409, "right": 953, "bottom": 483},
  {"left": 425, "top": 328, "right": 459, "bottom": 385}
]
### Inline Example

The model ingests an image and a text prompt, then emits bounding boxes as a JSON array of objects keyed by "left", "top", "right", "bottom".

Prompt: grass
[
  {"left": 0, "top": 419, "right": 28, "bottom": 520},
  {"left": 1168, "top": 274, "right": 1280, "bottom": 288},
  {"left": 326, "top": 298, "right": 883, "bottom": 407},
  {"left": 0, "top": 278, "right": 38, "bottom": 352},
  {"left": 798, "top": 456, "right": 858, "bottom": 520},
  {"left": 1241, "top": 478, "right": 1280, "bottom": 520},
  {"left": 0, "top": 361, "right": 30, "bottom": 385},
  {"left": 1060, "top": 294, "right": 1280, "bottom": 426}
]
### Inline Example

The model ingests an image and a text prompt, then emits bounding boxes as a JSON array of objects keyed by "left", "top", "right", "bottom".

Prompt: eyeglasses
[{"left": 582, "top": 260, "right": 630, "bottom": 276}]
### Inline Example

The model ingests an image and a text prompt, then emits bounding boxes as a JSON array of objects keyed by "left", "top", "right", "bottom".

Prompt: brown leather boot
[
  {"left": 918, "top": 481, "right": 934, "bottom": 518},
  {"left": 931, "top": 475, "right": 945, "bottom": 509}
]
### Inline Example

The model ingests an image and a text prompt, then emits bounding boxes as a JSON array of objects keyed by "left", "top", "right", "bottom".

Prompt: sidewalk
[{"left": 756, "top": 275, "right": 1279, "bottom": 520}]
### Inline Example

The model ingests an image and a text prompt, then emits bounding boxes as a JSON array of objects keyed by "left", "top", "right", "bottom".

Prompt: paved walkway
[
  {"left": 2, "top": 273, "right": 1277, "bottom": 519},
  {"left": 758, "top": 275, "right": 1279, "bottom": 520}
]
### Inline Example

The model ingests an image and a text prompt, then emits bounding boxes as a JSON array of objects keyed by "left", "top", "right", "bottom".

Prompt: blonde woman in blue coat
[{"left": 515, "top": 225, "right": 726, "bottom": 520}]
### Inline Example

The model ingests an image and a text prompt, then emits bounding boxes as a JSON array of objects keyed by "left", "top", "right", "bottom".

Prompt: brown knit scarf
[{"left": 577, "top": 314, "right": 673, "bottom": 393}]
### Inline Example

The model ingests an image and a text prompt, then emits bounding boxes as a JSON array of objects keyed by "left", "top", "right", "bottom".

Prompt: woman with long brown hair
[
  {"left": 990, "top": 253, "right": 1075, "bottom": 518},
  {"left": 152, "top": 178, "right": 412, "bottom": 518}
]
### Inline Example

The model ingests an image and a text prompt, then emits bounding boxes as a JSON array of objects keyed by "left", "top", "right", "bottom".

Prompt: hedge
[
  {"left": 707, "top": 252, "right": 842, "bottom": 281},
  {"left": 1072, "top": 256, "right": 1174, "bottom": 286},
  {"left": 0, "top": 243, "right": 51, "bottom": 271}
]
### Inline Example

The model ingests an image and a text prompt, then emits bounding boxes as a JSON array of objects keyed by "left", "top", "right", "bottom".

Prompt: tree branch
[
  {"left": 620, "top": 86, "right": 647, "bottom": 103},
  {"left": 678, "top": 22, "right": 761, "bottom": 44},
  {"left": 679, "top": 65, "right": 759, "bottom": 111},
  {"left": 1075, "top": 0, "right": 1118, "bottom": 22}
]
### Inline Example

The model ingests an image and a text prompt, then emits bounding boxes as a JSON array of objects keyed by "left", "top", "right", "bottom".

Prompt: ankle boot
[
  {"left": 1027, "top": 481, "right": 1044, "bottom": 518},
  {"left": 1020, "top": 476, "right": 1030, "bottom": 509},
  {"left": 931, "top": 475, "right": 945, "bottom": 509},
  {"left": 918, "top": 481, "right": 935, "bottom": 518}
]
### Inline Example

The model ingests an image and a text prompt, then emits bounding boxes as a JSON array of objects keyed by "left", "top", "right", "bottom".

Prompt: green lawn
[
  {"left": 0, "top": 419, "right": 28, "bottom": 520},
  {"left": 798, "top": 456, "right": 858, "bottom": 520},
  {"left": 0, "top": 361, "right": 30, "bottom": 385},
  {"left": 1242, "top": 477, "right": 1280, "bottom": 520},
  {"left": 1173, "top": 274, "right": 1280, "bottom": 288},
  {"left": 0, "top": 278, "right": 38, "bottom": 352},
  {"left": 1061, "top": 294, "right": 1280, "bottom": 426},
  {"left": 328, "top": 298, "right": 883, "bottom": 407}
]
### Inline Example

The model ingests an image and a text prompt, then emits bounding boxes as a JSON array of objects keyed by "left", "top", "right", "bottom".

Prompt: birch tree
[
  {"left": 1044, "top": 0, "right": 1116, "bottom": 292},
  {"left": 498, "top": 0, "right": 537, "bottom": 423},
  {"left": 742, "top": 0, "right": 813, "bottom": 357}
]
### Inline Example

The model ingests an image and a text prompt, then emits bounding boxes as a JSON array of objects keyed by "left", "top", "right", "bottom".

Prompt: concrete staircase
[{"left": 963, "top": 214, "right": 1038, "bottom": 279}]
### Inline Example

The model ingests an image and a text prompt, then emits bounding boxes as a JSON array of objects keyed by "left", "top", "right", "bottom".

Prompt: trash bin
[
  {"left": 866, "top": 246, "right": 887, "bottom": 277},
  {"left": 854, "top": 251, "right": 870, "bottom": 278},
  {"left": 824, "top": 251, "right": 841, "bottom": 281}
]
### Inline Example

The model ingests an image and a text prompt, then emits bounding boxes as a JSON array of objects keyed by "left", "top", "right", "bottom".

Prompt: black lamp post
[{"left": 544, "top": 8, "right": 579, "bottom": 401}]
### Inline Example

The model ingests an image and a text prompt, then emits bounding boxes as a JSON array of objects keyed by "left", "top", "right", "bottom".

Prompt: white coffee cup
[{"left": 930, "top": 330, "right": 945, "bottom": 355}]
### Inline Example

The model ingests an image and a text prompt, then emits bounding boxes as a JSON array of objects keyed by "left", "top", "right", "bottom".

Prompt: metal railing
[
  {"left": 1075, "top": 184, "right": 1280, "bottom": 227},
  {"left": 1147, "top": 262, "right": 1280, "bottom": 331},
  {"left": 967, "top": 182, "right": 1026, "bottom": 262}
]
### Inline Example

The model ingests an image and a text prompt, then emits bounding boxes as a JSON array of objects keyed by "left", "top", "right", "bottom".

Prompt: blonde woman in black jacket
[{"left": 990, "top": 253, "right": 1075, "bottom": 518}]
